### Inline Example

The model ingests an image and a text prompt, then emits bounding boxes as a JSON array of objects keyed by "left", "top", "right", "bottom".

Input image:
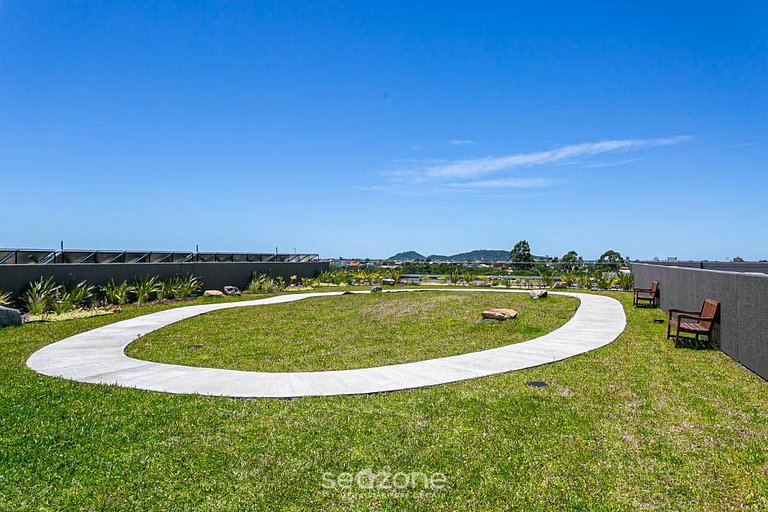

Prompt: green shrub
[
  {"left": 387, "top": 269, "right": 403, "bottom": 285},
  {"left": 52, "top": 289, "right": 75, "bottom": 315},
  {"left": 537, "top": 267, "right": 556, "bottom": 288},
  {"left": 593, "top": 272, "right": 612, "bottom": 290},
  {"left": 173, "top": 275, "right": 202, "bottom": 299},
  {"left": 68, "top": 281, "right": 95, "bottom": 308},
  {"left": 248, "top": 273, "right": 269, "bottom": 293},
  {"left": 157, "top": 279, "right": 176, "bottom": 300},
  {"left": 0, "top": 290, "right": 11, "bottom": 307},
  {"left": 101, "top": 279, "right": 134, "bottom": 305},
  {"left": 133, "top": 276, "right": 161, "bottom": 304},
  {"left": 21, "top": 277, "right": 60, "bottom": 314},
  {"left": 561, "top": 272, "right": 578, "bottom": 288},
  {"left": 614, "top": 272, "right": 634, "bottom": 291}
]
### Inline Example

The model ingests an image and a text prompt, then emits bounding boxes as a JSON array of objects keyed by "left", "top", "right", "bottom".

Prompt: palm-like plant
[
  {"left": 578, "top": 273, "right": 593, "bottom": 290},
  {"left": 21, "top": 277, "right": 60, "bottom": 315},
  {"left": 316, "top": 271, "right": 334, "bottom": 285},
  {"left": 387, "top": 269, "right": 403, "bottom": 285},
  {"left": 133, "top": 276, "right": 161, "bottom": 304},
  {"left": 593, "top": 271, "right": 612, "bottom": 290},
  {"left": 68, "top": 281, "right": 95, "bottom": 308},
  {"left": 248, "top": 273, "right": 271, "bottom": 293},
  {"left": 462, "top": 272, "right": 474, "bottom": 286},
  {"left": 52, "top": 289, "right": 75, "bottom": 315},
  {"left": 537, "top": 267, "right": 556, "bottom": 288},
  {"left": 173, "top": 275, "right": 202, "bottom": 299},
  {"left": 101, "top": 279, "right": 134, "bottom": 305},
  {"left": 0, "top": 290, "right": 12, "bottom": 307},
  {"left": 561, "top": 272, "right": 578, "bottom": 288},
  {"left": 614, "top": 272, "right": 634, "bottom": 291},
  {"left": 157, "top": 279, "right": 176, "bottom": 300}
]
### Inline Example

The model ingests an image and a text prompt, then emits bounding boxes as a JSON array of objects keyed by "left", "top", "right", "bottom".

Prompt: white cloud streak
[
  {"left": 449, "top": 139, "right": 475, "bottom": 145},
  {"left": 449, "top": 178, "right": 557, "bottom": 189},
  {"left": 427, "top": 136, "right": 691, "bottom": 179},
  {"left": 367, "top": 135, "right": 692, "bottom": 195}
]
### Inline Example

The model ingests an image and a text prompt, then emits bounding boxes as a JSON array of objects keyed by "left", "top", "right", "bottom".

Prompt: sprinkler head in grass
[
  {"left": 653, "top": 319, "right": 664, "bottom": 324},
  {"left": 188, "top": 344, "right": 204, "bottom": 350},
  {"left": 526, "top": 381, "right": 547, "bottom": 388}
]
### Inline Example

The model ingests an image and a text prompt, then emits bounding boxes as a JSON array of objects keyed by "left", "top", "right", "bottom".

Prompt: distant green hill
[
  {"left": 388, "top": 249, "right": 513, "bottom": 262},
  {"left": 431, "top": 250, "right": 512, "bottom": 262},
  {"left": 388, "top": 251, "right": 426, "bottom": 261}
]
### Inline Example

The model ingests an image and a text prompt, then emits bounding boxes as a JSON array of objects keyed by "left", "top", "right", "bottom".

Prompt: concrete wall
[
  {"left": 635, "top": 261, "right": 768, "bottom": 273},
  {"left": 632, "top": 262, "right": 768, "bottom": 380},
  {"left": 0, "top": 261, "right": 329, "bottom": 299}
]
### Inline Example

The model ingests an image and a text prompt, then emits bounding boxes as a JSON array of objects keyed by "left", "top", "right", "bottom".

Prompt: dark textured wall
[
  {"left": 0, "top": 261, "right": 329, "bottom": 299},
  {"left": 634, "top": 261, "right": 768, "bottom": 273},
  {"left": 632, "top": 263, "right": 768, "bottom": 380}
]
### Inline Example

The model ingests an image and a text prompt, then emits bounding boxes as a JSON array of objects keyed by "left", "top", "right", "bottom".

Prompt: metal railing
[{"left": 0, "top": 248, "right": 320, "bottom": 265}]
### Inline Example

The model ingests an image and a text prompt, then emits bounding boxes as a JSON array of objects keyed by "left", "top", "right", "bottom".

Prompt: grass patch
[
  {"left": 1, "top": 289, "right": 768, "bottom": 510},
  {"left": 126, "top": 291, "right": 577, "bottom": 371}
]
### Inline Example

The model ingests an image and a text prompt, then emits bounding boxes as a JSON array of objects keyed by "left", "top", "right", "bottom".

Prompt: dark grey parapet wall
[
  {"left": 635, "top": 261, "right": 768, "bottom": 273},
  {"left": 632, "top": 262, "right": 768, "bottom": 380},
  {"left": 0, "top": 261, "right": 329, "bottom": 299}
]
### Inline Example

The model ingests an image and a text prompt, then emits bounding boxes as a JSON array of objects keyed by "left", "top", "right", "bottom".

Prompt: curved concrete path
[{"left": 27, "top": 289, "right": 625, "bottom": 398}]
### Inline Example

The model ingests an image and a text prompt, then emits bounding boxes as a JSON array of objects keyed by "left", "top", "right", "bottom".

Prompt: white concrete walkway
[{"left": 26, "top": 289, "right": 625, "bottom": 398}]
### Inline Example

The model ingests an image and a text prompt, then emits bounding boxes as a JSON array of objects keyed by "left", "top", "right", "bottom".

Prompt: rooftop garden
[{"left": 2, "top": 286, "right": 768, "bottom": 509}]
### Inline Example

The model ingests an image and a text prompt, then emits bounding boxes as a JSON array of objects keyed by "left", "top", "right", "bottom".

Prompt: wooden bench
[
  {"left": 667, "top": 298, "right": 720, "bottom": 348},
  {"left": 633, "top": 280, "right": 659, "bottom": 307}
]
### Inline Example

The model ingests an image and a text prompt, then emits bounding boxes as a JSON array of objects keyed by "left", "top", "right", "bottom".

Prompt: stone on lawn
[
  {"left": 203, "top": 289, "right": 225, "bottom": 297},
  {"left": 553, "top": 282, "right": 567, "bottom": 289},
  {"left": 481, "top": 308, "right": 518, "bottom": 321},
  {"left": 382, "top": 278, "right": 396, "bottom": 286},
  {"left": 223, "top": 286, "right": 242, "bottom": 296},
  {"left": 0, "top": 306, "right": 22, "bottom": 327},
  {"left": 530, "top": 290, "right": 548, "bottom": 299},
  {"left": 371, "top": 286, "right": 383, "bottom": 293}
]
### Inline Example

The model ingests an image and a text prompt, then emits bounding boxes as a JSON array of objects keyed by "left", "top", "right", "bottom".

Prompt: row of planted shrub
[
  {"left": 1, "top": 275, "right": 202, "bottom": 315},
  {"left": 309, "top": 268, "right": 634, "bottom": 290}
]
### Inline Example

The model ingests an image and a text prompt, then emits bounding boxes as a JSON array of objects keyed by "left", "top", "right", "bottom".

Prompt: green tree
[
  {"left": 561, "top": 250, "right": 579, "bottom": 263},
  {"left": 598, "top": 250, "right": 625, "bottom": 271},
  {"left": 510, "top": 240, "right": 533, "bottom": 262},
  {"left": 510, "top": 240, "right": 533, "bottom": 271}
]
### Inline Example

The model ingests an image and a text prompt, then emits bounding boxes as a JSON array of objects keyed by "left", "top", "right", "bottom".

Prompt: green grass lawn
[
  {"left": 126, "top": 291, "right": 577, "bottom": 371},
  {"left": 2, "top": 289, "right": 768, "bottom": 510}
]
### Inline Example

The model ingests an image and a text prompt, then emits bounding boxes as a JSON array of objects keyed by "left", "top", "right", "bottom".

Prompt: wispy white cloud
[
  {"left": 449, "top": 178, "right": 556, "bottom": 189},
  {"left": 449, "top": 139, "right": 475, "bottom": 146},
  {"left": 366, "top": 135, "right": 691, "bottom": 195},
  {"left": 427, "top": 136, "right": 691, "bottom": 179},
  {"left": 582, "top": 158, "right": 643, "bottom": 169}
]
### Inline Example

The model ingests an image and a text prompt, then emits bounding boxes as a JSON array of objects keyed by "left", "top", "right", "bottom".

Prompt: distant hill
[
  {"left": 388, "top": 250, "right": 426, "bottom": 261},
  {"left": 432, "top": 250, "right": 512, "bottom": 262},
  {"left": 388, "top": 249, "right": 513, "bottom": 262}
]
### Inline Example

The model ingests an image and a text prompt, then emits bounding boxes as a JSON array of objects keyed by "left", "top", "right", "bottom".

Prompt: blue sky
[{"left": 1, "top": 1, "right": 766, "bottom": 260}]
